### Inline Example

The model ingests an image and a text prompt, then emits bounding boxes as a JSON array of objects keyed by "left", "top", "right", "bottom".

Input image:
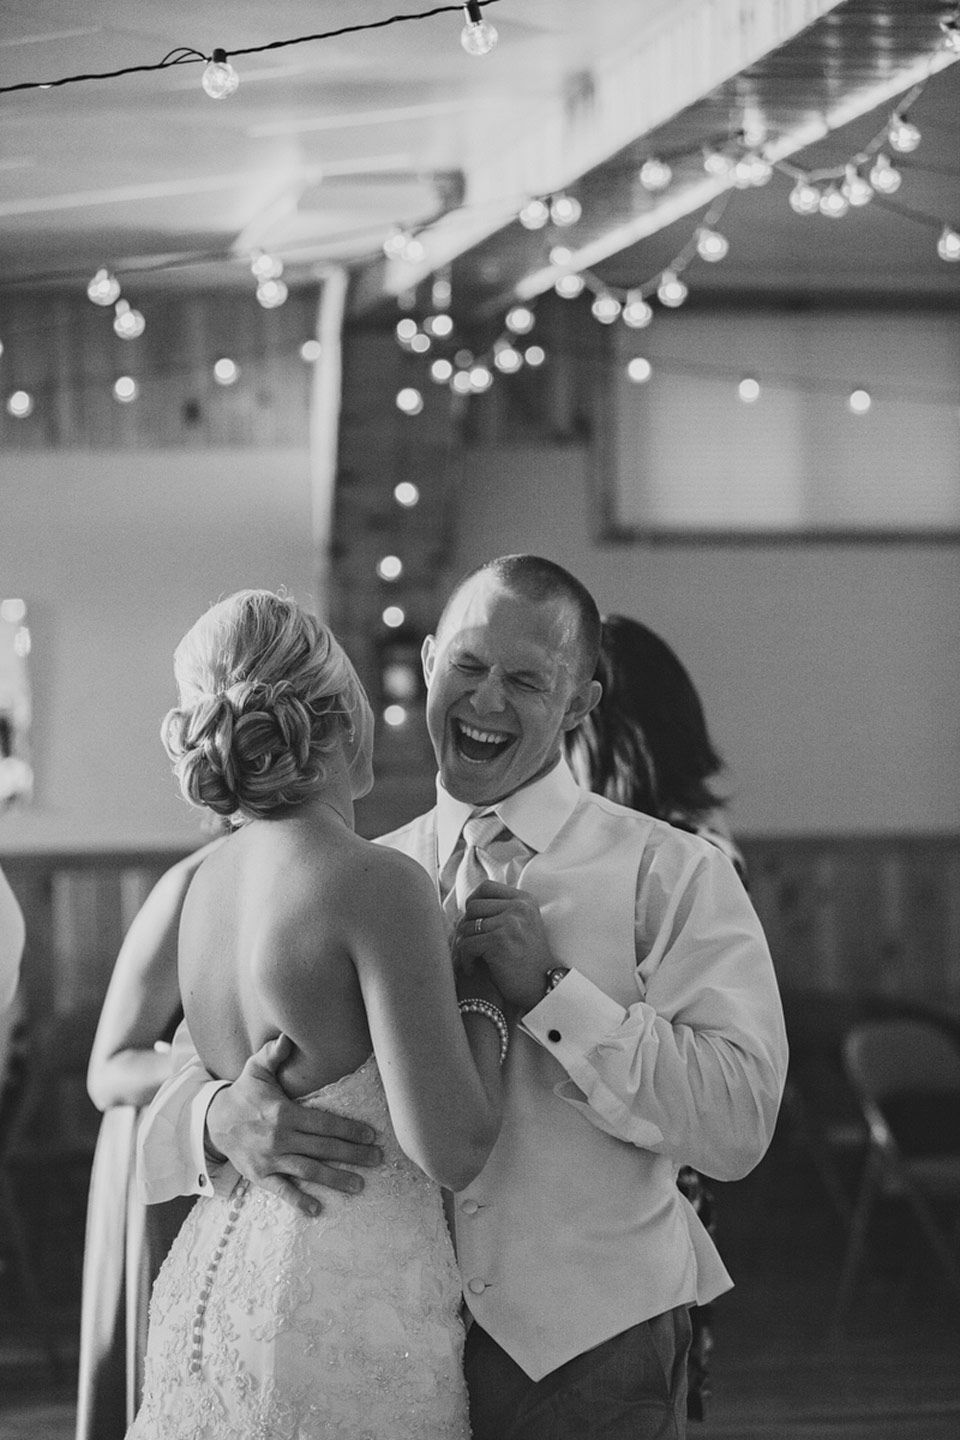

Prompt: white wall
[
  {"left": 453, "top": 446, "right": 960, "bottom": 837},
  {"left": 3, "top": 438, "right": 958, "bottom": 851},
  {"left": 0, "top": 449, "right": 315, "bottom": 852}
]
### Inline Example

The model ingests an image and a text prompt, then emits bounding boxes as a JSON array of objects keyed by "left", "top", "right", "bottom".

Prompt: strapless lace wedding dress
[{"left": 127, "top": 1054, "right": 470, "bottom": 1439}]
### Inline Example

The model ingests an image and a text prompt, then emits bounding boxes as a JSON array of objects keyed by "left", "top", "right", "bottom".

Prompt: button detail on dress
[
  {"left": 467, "top": 1278, "right": 487, "bottom": 1295},
  {"left": 548, "top": 1029, "right": 561, "bottom": 1043},
  {"left": 461, "top": 1198, "right": 480, "bottom": 1215}
]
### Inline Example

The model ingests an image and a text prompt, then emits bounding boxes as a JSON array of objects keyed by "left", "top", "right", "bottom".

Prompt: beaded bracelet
[{"left": 458, "top": 997, "right": 510, "bottom": 1065}]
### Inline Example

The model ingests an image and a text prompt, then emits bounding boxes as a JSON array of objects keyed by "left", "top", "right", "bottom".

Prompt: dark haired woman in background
[{"left": 566, "top": 612, "right": 747, "bottom": 1420}]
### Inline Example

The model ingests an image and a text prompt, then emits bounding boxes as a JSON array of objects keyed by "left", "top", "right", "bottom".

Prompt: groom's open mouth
[{"left": 452, "top": 718, "right": 516, "bottom": 764}]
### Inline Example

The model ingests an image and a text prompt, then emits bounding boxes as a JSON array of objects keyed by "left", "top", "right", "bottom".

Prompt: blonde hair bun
[{"left": 162, "top": 590, "right": 369, "bottom": 823}]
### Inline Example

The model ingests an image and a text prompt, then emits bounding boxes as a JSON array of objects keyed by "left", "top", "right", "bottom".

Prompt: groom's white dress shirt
[{"left": 138, "top": 758, "right": 787, "bottom": 1379}]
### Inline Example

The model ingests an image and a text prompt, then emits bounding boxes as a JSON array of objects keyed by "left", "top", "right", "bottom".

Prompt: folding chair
[{"left": 832, "top": 1018, "right": 960, "bottom": 1327}]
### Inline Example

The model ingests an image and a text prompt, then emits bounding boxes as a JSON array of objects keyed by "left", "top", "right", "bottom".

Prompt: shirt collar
[{"left": 435, "top": 755, "right": 582, "bottom": 868}]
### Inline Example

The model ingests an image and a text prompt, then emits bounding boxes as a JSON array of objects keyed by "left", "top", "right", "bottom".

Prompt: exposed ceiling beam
[{"left": 352, "top": 0, "right": 847, "bottom": 311}]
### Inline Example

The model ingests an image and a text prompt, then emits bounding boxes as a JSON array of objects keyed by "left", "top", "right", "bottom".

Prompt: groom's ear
[
  {"left": 421, "top": 634, "right": 437, "bottom": 686},
  {"left": 562, "top": 678, "right": 602, "bottom": 732}
]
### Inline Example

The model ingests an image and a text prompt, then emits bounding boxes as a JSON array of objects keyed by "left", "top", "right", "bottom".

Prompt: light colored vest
[{"left": 383, "top": 792, "right": 731, "bottom": 1380}]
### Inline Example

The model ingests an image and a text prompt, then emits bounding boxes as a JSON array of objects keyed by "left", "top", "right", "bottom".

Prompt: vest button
[
  {"left": 548, "top": 1029, "right": 561, "bottom": 1043},
  {"left": 467, "top": 1278, "right": 487, "bottom": 1295},
  {"left": 461, "top": 1198, "right": 480, "bottom": 1215}
]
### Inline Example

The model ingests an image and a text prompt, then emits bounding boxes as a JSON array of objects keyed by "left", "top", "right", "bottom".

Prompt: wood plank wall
[
  {"left": 0, "top": 287, "right": 320, "bottom": 451},
  {"left": 3, "top": 835, "right": 959, "bottom": 1030}
]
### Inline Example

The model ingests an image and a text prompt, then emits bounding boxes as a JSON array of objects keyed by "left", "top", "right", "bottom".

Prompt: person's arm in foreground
[
  {"left": 0, "top": 863, "right": 25, "bottom": 1013},
  {"left": 459, "top": 840, "right": 788, "bottom": 1181},
  {"left": 87, "top": 840, "right": 225, "bottom": 1112}
]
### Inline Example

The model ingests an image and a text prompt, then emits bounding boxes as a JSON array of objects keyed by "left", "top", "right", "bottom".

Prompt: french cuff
[
  {"left": 521, "top": 970, "right": 665, "bottom": 1149},
  {"left": 194, "top": 1078, "right": 237, "bottom": 1197},
  {"left": 521, "top": 966, "right": 626, "bottom": 1054}
]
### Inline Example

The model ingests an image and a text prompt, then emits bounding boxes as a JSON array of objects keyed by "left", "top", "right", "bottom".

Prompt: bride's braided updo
[{"left": 161, "top": 590, "right": 371, "bottom": 822}]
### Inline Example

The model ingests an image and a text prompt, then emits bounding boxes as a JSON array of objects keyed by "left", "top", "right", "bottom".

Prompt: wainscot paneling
[{"left": 3, "top": 833, "right": 959, "bottom": 1027}]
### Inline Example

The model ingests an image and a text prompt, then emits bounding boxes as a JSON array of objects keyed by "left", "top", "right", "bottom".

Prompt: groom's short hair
[{"left": 438, "top": 554, "right": 601, "bottom": 684}]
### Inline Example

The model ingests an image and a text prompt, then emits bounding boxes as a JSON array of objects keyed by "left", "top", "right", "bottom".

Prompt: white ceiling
[{"left": 1, "top": 0, "right": 958, "bottom": 307}]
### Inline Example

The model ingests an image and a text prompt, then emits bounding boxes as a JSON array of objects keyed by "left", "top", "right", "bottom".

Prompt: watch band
[{"left": 544, "top": 966, "right": 570, "bottom": 995}]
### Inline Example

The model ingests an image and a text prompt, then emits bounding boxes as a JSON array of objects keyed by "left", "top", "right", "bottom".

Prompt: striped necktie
[{"left": 453, "top": 810, "right": 507, "bottom": 915}]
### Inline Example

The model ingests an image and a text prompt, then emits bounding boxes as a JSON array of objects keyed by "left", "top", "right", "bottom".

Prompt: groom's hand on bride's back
[{"left": 205, "top": 1034, "right": 383, "bottom": 1218}]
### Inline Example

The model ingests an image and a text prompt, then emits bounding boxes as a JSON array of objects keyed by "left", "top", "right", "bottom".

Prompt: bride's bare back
[{"left": 179, "top": 806, "right": 377, "bottom": 1096}]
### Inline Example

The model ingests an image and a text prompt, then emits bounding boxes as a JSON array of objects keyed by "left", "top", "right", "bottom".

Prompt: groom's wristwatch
[{"left": 544, "top": 966, "right": 570, "bottom": 996}]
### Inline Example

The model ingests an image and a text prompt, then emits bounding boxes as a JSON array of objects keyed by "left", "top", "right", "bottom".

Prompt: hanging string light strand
[{"left": 0, "top": 1, "right": 502, "bottom": 95}]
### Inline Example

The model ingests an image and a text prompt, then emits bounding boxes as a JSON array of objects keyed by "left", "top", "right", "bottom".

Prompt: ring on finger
[{"left": 474, "top": 917, "right": 483, "bottom": 936}]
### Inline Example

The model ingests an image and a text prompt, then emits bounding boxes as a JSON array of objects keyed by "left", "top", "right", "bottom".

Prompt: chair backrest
[{"left": 844, "top": 1020, "right": 960, "bottom": 1103}]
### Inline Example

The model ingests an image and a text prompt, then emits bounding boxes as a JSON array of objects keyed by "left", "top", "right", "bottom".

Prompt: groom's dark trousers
[{"left": 464, "top": 1305, "right": 691, "bottom": 1439}]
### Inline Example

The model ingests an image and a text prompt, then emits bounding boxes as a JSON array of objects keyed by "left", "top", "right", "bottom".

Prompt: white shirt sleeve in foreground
[
  {"left": 522, "top": 835, "right": 788, "bottom": 1182},
  {"left": 136, "top": 1018, "right": 234, "bottom": 1204}
]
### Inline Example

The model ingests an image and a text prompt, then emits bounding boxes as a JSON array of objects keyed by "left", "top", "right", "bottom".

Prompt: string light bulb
[
  {"left": 423, "top": 313, "right": 454, "bottom": 337},
  {"left": 256, "top": 278, "right": 288, "bottom": 308},
  {"left": 431, "top": 276, "right": 452, "bottom": 309},
  {"left": 937, "top": 225, "right": 960, "bottom": 261},
  {"left": 87, "top": 268, "right": 121, "bottom": 306},
  {"left": 696, "top": 227, "right": 729, "bottom": 262},
  {"left": 113, "top": 375, "right": 139, "bottom": 403},
  {"left": 505, "top": 305, "right": 535, "bottom": 335},
  {"left": 703, "top": 149, "right": 734, "bottom": 177},
  {"left": 638, "top": 157, "right": 672, "bottom": 192},
  {"left": 524, "top": 345, "right": 546, "bottom": 366},
  {"left": 383, "top": 226, "right": 407, "bottom": 259},
  {"left": 555, "top": 273, "right": 584, "bottom": 299},
  {"left": 626, "top": 357, "right": 652, "bottom": 384},
  {"left": 738, "top": 378, "right": 760, "bottom": 403},
  {"left": 788, "top": 178, "right": 821, "bottom": 215},
  {"left": 494, "top": 343, "right": 523, "bottom": 373},
  {"left": 591, "top": 294, "right": 622, "bottom": 324},
  {"left": 550, "top": 194, "right": 582, "bottom": 227},
  {"left": 213, "top": 358, "right": 240, "bottom": 385},
  {"left": 469, "top": 364, "right": 493, "bottom": 392},
  {"left": 7, "top": 390, "right": 33, "bottom": 418},
  {"left": 113, "top": 299, "right": 145, "bottom": 339},
  {"left": 622, "top": 295, "right": 653, "bottom": 329},
  {"left": 395, "top": 388, "right": 423, "bottom": 416},
  {"left": 377, "top": 554, "right": 404, "bottom": 580},
  {"left": 460, "top": 1, "right": 498, "bottom": 56},
  {"left": 848, "top": 389, "right": 871, "bottom": 414},
  {"left": 734, "top": 153, "right": 772, "bottom": 188},
  {"left": 657, "top": 270, "right": 688, "bottom": 307},
  {"left": 518, "top": 198, "right": 550, "bottom": 230},
  {"left": 383, "top": 228, "right": 424, "bottom": 263},
  {"left": 429, "top": 358, "right": 454, "bottom": 383},
  {"left": 818, "top": 184, "right": 849, "bottom": 219},
  {"left": 842, "top": 165, "right": 873, "bottom": 207},
  {"left": 202, "top": 49, "right": 239, "bottom": 100},
  {"left": 869, "top": 153, "right": 902, "bottom": 195},
  {"left": 393, "top": 482, "right": 420, "bottom": 507},
  {"left": 251, "top": 252, "right": 283, "bottom": 280},
  {"left": 395, "top": 317, "right": 418, "bottom": 345},
  {"left": 887, "top": 112, "right": 920, "bottom": 153}
]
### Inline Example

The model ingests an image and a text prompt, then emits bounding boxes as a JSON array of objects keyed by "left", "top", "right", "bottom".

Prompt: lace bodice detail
[{"left": 128, "top": 1055, "right": 469, "bottom": 1439}]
